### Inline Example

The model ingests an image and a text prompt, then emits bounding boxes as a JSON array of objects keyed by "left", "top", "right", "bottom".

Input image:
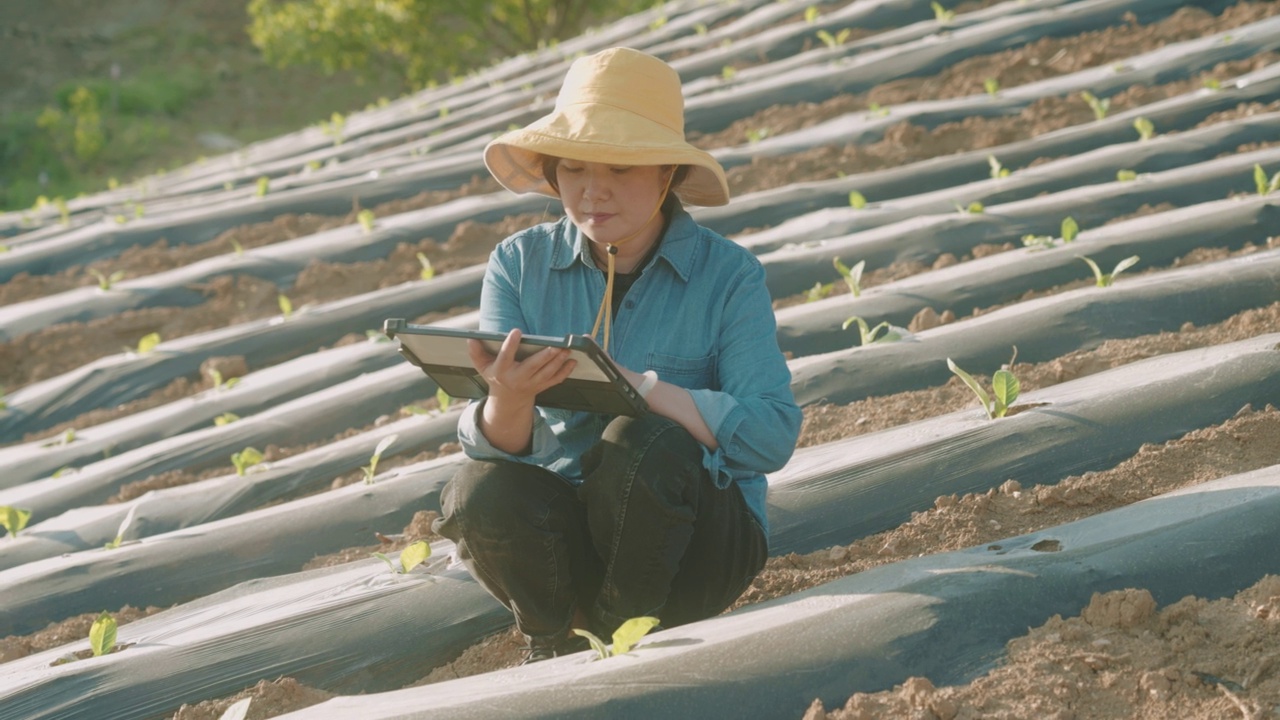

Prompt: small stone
[
  {"left": 1180, "top": 321, "right": 1195, "bottom": 332},
  {"left": 801, "top": 699, "right": 828, "bottom": 720},
  {"left": 828, "top": 546, "right": 849, "bottom": 563},
  {"left": 999, "top": 480, "right": 1022, "bottom": 494},
  {"left": 934, "top": 495, "right": 956, "bottom": 509},
  {"left": 932, "top": 253, "right": 959, "bottom": 269},
  {"left": 901, "top": 676, "right": 936, "bottom": 708},
  {"left": 930, "top": 697, "right": 958, "bottom": 720}
]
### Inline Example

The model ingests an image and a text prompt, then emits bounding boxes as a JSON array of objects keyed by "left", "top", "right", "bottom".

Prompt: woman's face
[{"left": 556, "top": 160, "right": 671, "bottom": 247}]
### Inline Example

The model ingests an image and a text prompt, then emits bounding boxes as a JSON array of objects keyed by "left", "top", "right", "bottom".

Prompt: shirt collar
[{"left": 551, "top": 198, "right": 697, "bottom": 282}]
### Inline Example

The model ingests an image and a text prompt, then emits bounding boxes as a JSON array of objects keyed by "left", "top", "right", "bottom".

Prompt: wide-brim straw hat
[{"left": 484, "top": 47, "right": 731, "bottom": 207}]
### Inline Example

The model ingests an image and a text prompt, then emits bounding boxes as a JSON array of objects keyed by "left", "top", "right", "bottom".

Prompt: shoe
[{"left": 520, "top": 633, "right": 591, "bottom": 665}]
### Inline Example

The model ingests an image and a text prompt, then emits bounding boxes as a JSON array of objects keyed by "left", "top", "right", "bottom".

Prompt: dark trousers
[{"left": 436, "top": 413, "right": 768, "bottom": 640}]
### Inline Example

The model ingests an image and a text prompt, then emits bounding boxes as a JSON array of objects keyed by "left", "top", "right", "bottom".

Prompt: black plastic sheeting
[
  {"left": 768, "top": 333, "right": 1280, "bottom": 555},
  {"left": 714, "top": 18, "right": 1280, "bottom": 171},
  {"left": 726, "top": 111, "right": 1280, "bottom": 250},
  {"left": 2, "top": 331, "right": 1276, "bottom": 640},
  {"left": 279, "top": 464, "right": 1280, "bottom": 720},
  {"left": 789, "top": 247, "right": 1280, "bottom": 405},
  {"left": 0, "top": 362, "right": 434, "bottom": 519},
  {"left": 0, "top": 409, "right": 463, "bottom": 571},
  {"left": 0, "top": 193, "right": 521, "bottom": 336},
  {"left": 682, "top": 0, "right": 1229, "bottom": 133},
  {"left": 0, "top": 273, "right": 481, "bottom": 442},
  {"left": 0, "top": 551, "right": 511, "bottom": 720},
  {"left": 761, "top": 143, "right": 1280, "bottom": 299},
  {"left": 775, "top": 193, "right": 1279, "bottom": 358}
]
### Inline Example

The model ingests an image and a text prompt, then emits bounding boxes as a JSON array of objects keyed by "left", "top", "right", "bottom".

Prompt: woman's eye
[{"left": 610, "top": 166, "right": 631, "bottom": 174}]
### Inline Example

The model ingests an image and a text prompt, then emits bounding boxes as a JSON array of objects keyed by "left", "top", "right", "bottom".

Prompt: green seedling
[
  {"left": 306, "top": 160, "right": 322, "bottom": 172},
  {"left": 815, "top": 29, "right": 851, "bottom": 49},
  {"left": 108, "top": 177, "right": 119, "bottom": 190},
  {"left": 954, "top": 201, "right": 984, "bottom": 214},
  {"left": 947, "top": 352, "right": 1020, "bottom": 420},
  {"left": 366, "top": 329, "right": 392, "bottom": 343},
  {"left": 278, "top": 294, "right": 293, "bottom": 319},
  {"left": 56, "top": 197, "right": 70, "bottom": 226},
  {"left": 931, "top": 1, "right": 955, "bottom": 24},
  {"left": 648, "top": 12, "right": 667, "bottom": 30},
  {"left": 841, "top": 316, "right": 903, "bottom": 345},
  {"left": 693, "top": 22, "right": 707, "bottom": 35},
  {"left": 848, "top": 191, "right": 867, "bottom": 209},
  {"left": 1116, "top": 169, "right": 1138, "bottom": 182},
  {"left": 988, "top": 155, "right": 1010, "bottom": 179},
  {"left": 745, "top": 128, "right": 770, "bottom": 144},
  {"left": 1080, "top": 91, "right": 1110, "bottom": 120},
  {"left": 208, "top": 369, "right": 240, "bottom": 392},
  {"left": 320, "top": 112, "right": 346, "bottom": 146},
  {"left": 1253, "top": 164, "right": 1280, "bottom": 196},
  {"left": 358, "top": 209, "right": 376, "bottom": 234},
  {"left": 574, "top": 616, "right": 661, "bottom": 660},
  {"left": 89, "top": 611, "right": 117, "bottom": 657},
  {"left": 417, "top": 252, "right": 436, "bottom": 280},
  {"left": 833, "top": 257, "right": 865, "bottom": 297},
  {"left": 401, "top": 405, "right": 431, "bottom": 415},
  {"left": 436, "top": 387, "right": 453, "bottom": 413},
  {"left": 438, "top": 105, "right": 450, "bottom": 119},
  {"left": 805, "top": 5, "right": 818, "bottom": 23},
  {"left": 1061, "top": 216, "right": 1079, "bottom": 243},
  {"left": 136, "top": 332, "right": 161, "bottom": 355},
  {"left": 89, "top": 269, "right": 125, "bottom": 291},
  {"left": 806, "top": 281, "right": 834, "bottom": 303},
  {"left": 214, "top": 412, "right": 240, "bottom": 426},
  {"left": 1078, "top": 255, "right": 1139, "bottom": 287},
  {"left": 1133, "top": 117, "right": 1155, "bottom": 141},
  {"left": 113, "top": 214, "right": 127, "bottom": 225},
  {"left": 231, "top": 447, "right": 264, "bottom": 476},
  {"left": 373, "top": 540, "right": 431, "bottom": 574},
  {"left": 866, "top": 102, "right": 890, "bottom": 118},
  {"left": 363, "top": 434, "right": 399, "bottom": 484},
  {"left": 983, "top": 77, "right": 999, "bottom": 97},
  {"left": 104, "top": 502, "right": 139, "bottom": 550},
  {"left": 230, "top": 238, "right": 244, "bottom": 256},
  {"left": 255, "top": 176, "right": 270, "bottom": 197},
  {"left": 218, "top": 698, "right": 252, "bottom": 720},
  {"left": 53, "top": 466, "right": 77, "bottom": 478},
  {"left": 40, "top": 428, "right": 77, "bottom": 448},
  {"left": 2, "top": 506, "right": 32, "bottom": 538},
  {"left": 1203, "top": 77, "right": 1221, "bottom": 91},
  {"left": 721, "top": 65, "right": 737, "bottom": 81},
  {"left": 134, "top": 205, "right": 144, "bottom": 220}
]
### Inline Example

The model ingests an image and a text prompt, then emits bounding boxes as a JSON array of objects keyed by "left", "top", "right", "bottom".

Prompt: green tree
[{"left": 247, "top": 0, "right": 648, "bottom": 89}]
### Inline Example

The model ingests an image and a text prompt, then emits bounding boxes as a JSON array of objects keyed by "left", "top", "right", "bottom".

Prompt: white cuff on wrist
[{"left": 637, "top": 370, "right": 659, "bottom": 399}]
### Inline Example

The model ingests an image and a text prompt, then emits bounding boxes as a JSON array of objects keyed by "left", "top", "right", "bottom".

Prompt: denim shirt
[{"left": 457, "top": 203, "right": 802, "bottom": 538}]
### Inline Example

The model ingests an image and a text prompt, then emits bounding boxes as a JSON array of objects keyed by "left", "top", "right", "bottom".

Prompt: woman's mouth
[{"left": 586, "top": 213, "right": 614, "bottom": 223}]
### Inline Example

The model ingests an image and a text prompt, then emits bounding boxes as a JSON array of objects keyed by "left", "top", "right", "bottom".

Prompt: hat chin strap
[{"left": 588, "top": 169, "right": 676, "bottom": 352}]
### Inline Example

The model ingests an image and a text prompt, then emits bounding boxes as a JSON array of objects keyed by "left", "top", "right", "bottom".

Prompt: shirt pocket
[{"left": 646, "top": 351, "right": 717, "bottom": 390}]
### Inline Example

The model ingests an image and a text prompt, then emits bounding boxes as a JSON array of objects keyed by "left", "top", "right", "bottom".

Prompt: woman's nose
[{"left": 584, "top": 170, "right": 610, "bottom": 200}]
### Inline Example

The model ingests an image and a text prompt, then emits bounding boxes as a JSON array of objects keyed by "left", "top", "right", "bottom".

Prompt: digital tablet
[{"left": 383, "top": 319, "right": 648, "bottom": 416}]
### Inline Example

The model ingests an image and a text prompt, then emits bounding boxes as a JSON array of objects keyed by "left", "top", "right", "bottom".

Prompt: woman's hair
[{"left": 539, "top": 154, "right": 690, "bottom": 195}]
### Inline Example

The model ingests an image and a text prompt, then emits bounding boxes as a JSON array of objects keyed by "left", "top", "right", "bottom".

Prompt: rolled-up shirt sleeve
[
  {"left": 457, "top": 398, "right": 567, "bottom": 466},
  {"left": 687, "top": 260, "right": 801, "bottom": 486}
]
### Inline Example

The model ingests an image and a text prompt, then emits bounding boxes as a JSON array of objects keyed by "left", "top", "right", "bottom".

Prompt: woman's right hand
[{"left": 468, "top": 329, "right": 577, "bottom": 406}]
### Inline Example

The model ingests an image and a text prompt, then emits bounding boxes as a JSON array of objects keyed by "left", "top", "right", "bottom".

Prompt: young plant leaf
[
  {"left": 983, "top": 77, "right": 999, "bottom": 97},
  {"left": 105, "top": 502, "right": 140, "bottom": 550},
  {"left": 364, "top": 433, "right": 399, "bottom": 483},
  {"left": 833, "top": 257, "right": 864, "bottom": 297},
  {"left": 2, "top": 505, "right": 32, "bottom": 537},
  {"left": 417, "top": 253, "right": 436, "bottom": 280},
  {"left": 256, "top": 176, "right": 270, "bottom": 197},
  {"left": 1133, "top": 117, "right": 1155, "bottom": 141},
  {"left": 1116, "top": 169, "right": 1138, "bottom": 182},
  {"left": 89, "top": 611, "right": 116, "bottom": 657},
  {"left": 1110, "top": 255, "right": 1140, "bottom": 283},
  {"left": 930, "top": 1, "right": 955, "bottom": 24},
  {"left": 987, "top": 155, "right": 1010, "bottom": 179},
  {"left": 572, "top": 628, "right": 611, "bottom": 660},
  {"left": 436, "top": 386, "right": 453, "bottom": 412},
  {"left": 372, "top": 551, "right": 398, "bottom": 573},
  {"left": 400, "top": 540, "right": 431, "bottom": 573},
  {"left": 136, "top": 332, "right": 161, "bottom": 355},
  {"left": 1078, "top": 255, "right": 1105, "bottom": 286},
  {"left": 848, "top": 191, "right": 867, "bottom": 209},
  {"left": 218, "top": 698, "right": 253, "bottom": 720},
  {"left": 612, "top": 616, "right": 661, "bottom": 655},
  {"left": 990, "top": 368, "right": 1020, "bottom": 418},
  {"left": 805, "top": 5, "right": 818, "bottom": 23},
  {"left": 1080, "top": 91, "right": 1109, "bottom": 120},
  {"left": 947, "top": 358, "right": 993, "bottom": 420},
  {"left": 1061, "top": 216, "right": 1079, "bottom": 243},
  {"left": 214, "top": 412, "right": 240, "bottom": 426},
  {"left": 278, "top": 294, "right": 293, "bottom": 318},
  {"left": 231, "top": 447, "right": 264, "bottom": 476},
  {"left": 357, "top": 209, "right": 375, "bottom": 234},
  {"left": 805, "top": 282, "right": 834, "bottom": 303}
]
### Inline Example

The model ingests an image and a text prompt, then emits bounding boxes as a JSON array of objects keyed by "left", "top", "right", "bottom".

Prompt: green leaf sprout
[
  {"left": 2, "top": 506, "right": 32, "bottom": 538},
  {"left": 278, "top": 293, "right": 293, "bottom": 319},
  {"left": 436, "top": 387, "right": 453, "bottom": 413},
  {"left": 1133, "top": 117, "right": 1155, "bottom": 141},
  {"left": 214, "top": 412, "right": 240, "bottom": 426},
  {"left": 1079, "top": 255, "right": 1140, "bottom": 287},
  {"left": 357, "top": 209, "right": 376, "bottom": 234},
  {"left": 832, "top": 257, "right": 865, "bottom": 297},
  {"left": 231, "top": 447, "right": 264, "bottom": 476},
  {"left": 363, "top": 434, "right": 399, "bottom": 484},
  {"left": 983, "top": 77, "right": 999, "bottom": 97},
  {"left": 1253, "top": 164, "right": 1280, "bottom": 196},
  {"left": 89, "top": 611, "right": 117, "bottom": 657},
  {"left": 1061, "top": 216, "right": 1079, "bottom": 243},
  {"left": 988, "top": 155, "right": 1010, "bottom": 179},
  {"left": 573, "top": 616, "right": 661, "bottom": 660},
  {"left": 1116, "top": 169, "right": 1138, "bottom": 182},
  {"left": 947, "top": 350, "right": 1020, "bottom": 420},
  {"left": 931, "top": 1, "right": 955, "bottom": 24},
  {"left": 255, "top": 176, "right": 270, "bottom": 197},
  {"left": 805, "top": 281, "right": 834, "bottom": 303},
  {"left": 848, "top": 191, "right": 867, "bottom": 209},
  {"left": 1080, "top": 91, "right": 1110, "bottom": 121},
  {"left": 136, "top": 332, "right": 161, "bottom": 355},
  {"left": 805, "top": 5, "right": 819, "bottom": 23},
  {"left": 104, "top": 502, "right": 139, "bottom": 550},
  {"left": 841, "top": 316, "right": 903, "bottom": 345}
]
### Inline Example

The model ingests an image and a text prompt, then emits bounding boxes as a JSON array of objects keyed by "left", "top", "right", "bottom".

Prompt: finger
[
  {"left": 492, "top": 329, "right": 523, "bottom": 374},
  {"left": 467, "top": 339, "right": 496, "bottom": 373},
  {"left": 525, "top": 349, "right": 573, "bottom": 386}
]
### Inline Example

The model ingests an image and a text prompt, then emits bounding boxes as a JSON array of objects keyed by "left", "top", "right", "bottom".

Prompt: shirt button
[{"left": 625, "top": 300, "right": 635, "bottom": 309}]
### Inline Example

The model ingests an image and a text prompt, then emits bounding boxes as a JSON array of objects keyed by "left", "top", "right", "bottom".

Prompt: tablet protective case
[{"left": 384, "top": 319, "right": 648, "bottom": 416}]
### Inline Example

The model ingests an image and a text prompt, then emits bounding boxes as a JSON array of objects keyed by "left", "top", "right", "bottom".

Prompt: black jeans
[{"left": 436, "top": 413, "right": 768, "bottom": 640}]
